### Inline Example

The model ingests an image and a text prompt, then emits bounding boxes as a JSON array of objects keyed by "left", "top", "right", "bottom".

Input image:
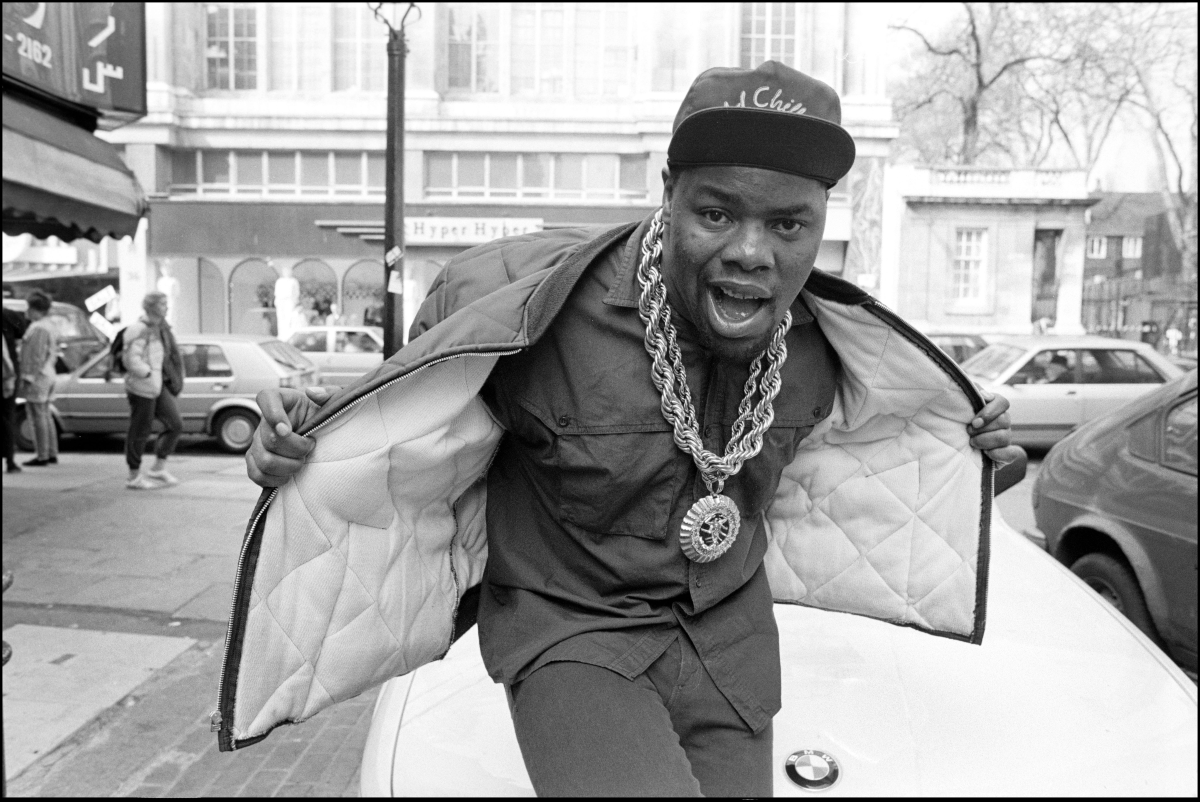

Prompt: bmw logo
[{"left": 785, "top": 749, "right": 840, "bottom": 791}]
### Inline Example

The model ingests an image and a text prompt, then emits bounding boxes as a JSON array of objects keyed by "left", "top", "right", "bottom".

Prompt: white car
[
  {"left": 961, "top": 336, "right": 1183, "bottom": 449},
  {"left": 287, "top": 326, "right": 385, "bottom": 386},
  {"left": 358, "top": 461, "right": 1198, "bottom": 797}
]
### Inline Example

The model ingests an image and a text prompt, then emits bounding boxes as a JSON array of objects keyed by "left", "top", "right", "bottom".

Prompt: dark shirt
[{"left": 476, "top": 219, "right": 840, "bottom": 732}]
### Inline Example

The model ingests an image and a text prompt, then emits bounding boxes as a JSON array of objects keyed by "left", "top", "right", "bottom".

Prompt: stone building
[{"left": 99, "top": 2, "right": 897, "bottom": 340}]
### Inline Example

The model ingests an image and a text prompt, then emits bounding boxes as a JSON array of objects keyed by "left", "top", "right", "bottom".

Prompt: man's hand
[
  {"left": 246, "top": 385, "right": 338, "bottom": 488},
  {"left": 968, "top": 388, "right": 1022, "bottom": 467}
]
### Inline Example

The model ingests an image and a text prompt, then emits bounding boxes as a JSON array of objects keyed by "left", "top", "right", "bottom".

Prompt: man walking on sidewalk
[
  {"left": 18, "top": 290, "right": 59, "bottom": 468},
  {"left": 2, "top": 304, "right": 28, "bottom": 473},
  {"left": 124, "top": 291, "right": 185, "bottom": 490}
]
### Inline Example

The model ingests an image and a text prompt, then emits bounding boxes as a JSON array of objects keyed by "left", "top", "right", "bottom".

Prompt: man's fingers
[
  {"left": 969, "top": 411, "right": 1010, "bottom": 434},
  {"left": 256, "top": 414, "right": 314, "bottom": 460},
  {"left": 970, "top": 428, "right": 1012, "bottom": 453},
  {"left": 983, "top": 444, "right": 1024, "bottom": 468},
  {"left": 305, "top": 385, "right": 340, "bottom": 405},
  {"left": 970, "top": 393, "right": 1011, "bottom": 430}
]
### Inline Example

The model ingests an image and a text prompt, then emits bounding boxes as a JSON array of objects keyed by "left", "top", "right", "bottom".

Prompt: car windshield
[
  {"left": 961, "top": 344, "right": 1026, "bottom": 382},
  {"left": 260, "top": 340, "right": 314, "bottom": 372}
]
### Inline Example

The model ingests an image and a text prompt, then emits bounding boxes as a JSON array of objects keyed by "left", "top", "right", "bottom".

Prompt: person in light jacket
[
  {"left": 124, "top": 291, "right": 185, "bottom": 489},
  {"left": 18, "top": 290, "right": 59, "bottom": 467}
]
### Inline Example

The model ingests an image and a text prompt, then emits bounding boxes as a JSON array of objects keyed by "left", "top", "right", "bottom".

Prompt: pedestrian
[
  {"left": 231, "top": 62, "right": 1019, "bottom": 795},
  {"left": 123, "top": 291, "right": 185, "bottom": 490},
  {"left": 17, "top": 290, "right": 59, "bottom": 468},
  {"left": 2, "top": 304, "right": 28, "bottom": 473}
]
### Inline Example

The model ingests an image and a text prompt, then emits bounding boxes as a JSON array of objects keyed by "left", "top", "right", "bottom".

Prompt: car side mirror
[{"left": 994, "top": 447, "right": 1028, "bottom": 496}]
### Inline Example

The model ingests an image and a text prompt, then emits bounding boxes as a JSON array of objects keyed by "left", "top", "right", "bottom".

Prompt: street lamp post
[{"left": 372, "top": 3, "right": 420, "bottom": 358}]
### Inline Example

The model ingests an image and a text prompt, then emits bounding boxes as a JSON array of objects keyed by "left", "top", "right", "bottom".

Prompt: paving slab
[{"left": 3, "top": 624, "right": 196, "bottom": 780}]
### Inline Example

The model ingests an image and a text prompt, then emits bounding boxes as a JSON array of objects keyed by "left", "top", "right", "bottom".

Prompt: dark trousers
[
  {"left": 1, "top": 394, "right": 15, "bottom": 463},
  {"left": 508, "top": 634, "right": 774, "bottom": 797},
  {"left": 125, "top": 392, "right": 183, "bottom": 471}
]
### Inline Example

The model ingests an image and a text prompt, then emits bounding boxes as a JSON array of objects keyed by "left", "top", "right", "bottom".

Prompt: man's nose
[{"left": 722, "top": 222, "right": 774, "bottom": 271}]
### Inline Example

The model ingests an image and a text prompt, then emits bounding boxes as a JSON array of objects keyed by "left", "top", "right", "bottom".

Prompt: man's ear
[{"left": 661, "top": 167, "right": 675, "bottom": 224}]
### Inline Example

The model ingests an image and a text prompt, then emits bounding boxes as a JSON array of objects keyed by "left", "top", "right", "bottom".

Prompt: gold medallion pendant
[{"left": 679, "top": 494, "right": 742, "bottom": 563}]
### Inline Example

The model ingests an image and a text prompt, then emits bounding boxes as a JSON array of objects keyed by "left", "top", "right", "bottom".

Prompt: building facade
[
  {"left": 100, "top": 2, "right": 896, "bottom": 339},
  {"left": 887, "top": 166, "right": 1097, "bottom": 336}
]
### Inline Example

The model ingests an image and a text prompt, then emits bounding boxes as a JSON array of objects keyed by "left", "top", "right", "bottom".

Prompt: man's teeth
[{"left": 719, "top": 288, "right": 762, "bottom": 301}]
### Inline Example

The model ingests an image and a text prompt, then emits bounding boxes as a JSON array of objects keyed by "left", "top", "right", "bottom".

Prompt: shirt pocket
[{"left": 554, "top": 427, "right": 683, "bottom": 539}]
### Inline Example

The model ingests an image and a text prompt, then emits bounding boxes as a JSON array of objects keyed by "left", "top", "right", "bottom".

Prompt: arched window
[
  {"left": 229, "top": 258, "right": 278, "bottom": 335},
  {"left": 198, "top": 258, "right": 227, "bottom": 333},
  {"left": 291, "top": 259, "right": 338, "bottom": 325},
  {"left": 342, "top": 259, "right": 384, "bottom": 327}
]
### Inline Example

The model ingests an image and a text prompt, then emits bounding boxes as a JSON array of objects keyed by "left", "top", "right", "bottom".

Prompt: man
[
  {"left": 225, "top": 63, "right": 1017, "bottom": 795},
  {"left": 18, "top": 290, "right": 59, "bottom": 467},
  {"left": 123, "top": 291, "right": 185, "bottom": 489},
  {"left": 2, "top": 303, "right": 28, "bottom": 473}
]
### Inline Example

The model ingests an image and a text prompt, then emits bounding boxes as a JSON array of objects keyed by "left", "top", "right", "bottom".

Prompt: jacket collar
[{"left": 603, "top": 212, "right": 815, "bottom": 326}]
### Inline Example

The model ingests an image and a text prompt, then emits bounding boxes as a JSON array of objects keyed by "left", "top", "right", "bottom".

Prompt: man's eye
[
  {"left": 775, "top": 219, "right": 803, "bottom": 233},
  {"left": 702, "top": 210, "right": 728, "bottom": 224}
]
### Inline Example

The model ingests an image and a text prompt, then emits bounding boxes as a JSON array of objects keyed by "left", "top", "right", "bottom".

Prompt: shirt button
[
  {"left": 557, "top": 414, "right": 571, "bottom": 427},
  {"left": 813, "top": 405, "right": 823, "bottom": 417}
]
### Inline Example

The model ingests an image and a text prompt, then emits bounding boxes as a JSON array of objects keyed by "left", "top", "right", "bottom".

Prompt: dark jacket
[{"left": 214, "top": 222, "right": 994, "bottom": 751}]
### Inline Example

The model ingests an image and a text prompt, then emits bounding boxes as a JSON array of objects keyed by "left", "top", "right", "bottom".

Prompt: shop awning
[{"left": 2, "top": 94, "right": 148, "bottom": 244}]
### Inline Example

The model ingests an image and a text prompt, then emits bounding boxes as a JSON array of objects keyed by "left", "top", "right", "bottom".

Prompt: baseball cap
[{"left": 667, "top": 61, "right": 856, "bottom": 187}]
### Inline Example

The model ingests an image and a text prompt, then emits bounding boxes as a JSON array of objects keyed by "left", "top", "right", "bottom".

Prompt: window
[
  {"left": 168, "top": 150, "right": 385, "bottom": 198},
  {"left": 423, "top": 152, "right": 649, "bottom": 202},
  {"left": 1086, "top": 236, "right": 1108, "bottom": 259},
  {"left": 740, "top": 2, "right": 796, "bottom": 68},
  {"left": 334, "top": 3, "right": 386, "bottom": 91},
  {"left": 289, "top": 331, "right": 328, "bottom": 353},
  {"left": 1008, "top": 349, "right": 1077, "bottom": 385},
  {"left": 179, "top": 344, "right": 234, "bottom": 378},
  {"left": 335, "top": 331, "right": 382, "bottom": 354},
  {"left": 1080, "top": 349, "right": 1165, "bottom": 384},
  {"left": 507, "top": 3, "right": 631, "bottom": 97},
  {"left": 206, "top": 4, "right": 257, "bottom": 90},
  {"left": 447, "top": 3, "right": 499, "bottom": 92},
  {"left": 1122, "top": 236, "right": 1143, "bottom": 259},
  {"left": 268, "top": 4, "right": 328, "bottom": 93},
  {"left": 950, "top": 228, "right": 988, "bottom": 312},
  {"left": 1163, "top": 397, "right": 1197, "bottom": 475}
]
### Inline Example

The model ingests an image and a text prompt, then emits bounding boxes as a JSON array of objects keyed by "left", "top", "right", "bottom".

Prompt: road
[{"left": 2, "top": 434, "right": 1048, "bottom": 796}]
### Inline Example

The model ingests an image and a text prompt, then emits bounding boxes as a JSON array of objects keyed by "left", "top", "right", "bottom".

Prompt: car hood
[{"left": 361, "top": 513, "right": 1197, "bottom": 797}]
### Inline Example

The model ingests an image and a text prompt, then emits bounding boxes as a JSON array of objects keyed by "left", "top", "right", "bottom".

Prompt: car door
[
  {"left": 1001, "top": 348, "right": 1083, "bottom": 446},
  {"left": 53, "top": 351, "right": 130, "bottom": 433},
  {"left": 327, "top": 329, "right": 383, "bottom": 385},
  {"left": 178, "top": 343, "right": 236, "bottom": 433},
  {"left": 1156, "top": 394, "right": 1198, "bottom": 662},
  {"left": 1079, "top": 348, "right": 1169, "bottom": 421}
]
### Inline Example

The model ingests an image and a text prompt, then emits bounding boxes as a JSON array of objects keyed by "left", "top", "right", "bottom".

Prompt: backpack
[{"left": 108, "top": 327, "right": 128, "bottom": 375}]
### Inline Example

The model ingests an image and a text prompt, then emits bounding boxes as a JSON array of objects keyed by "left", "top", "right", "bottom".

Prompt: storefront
[
  {"left": 146, "top": 200, "right": 657, "bottom": 340},
  {"left": 2, "top": 3, "right": 148, "bottom": 315}
]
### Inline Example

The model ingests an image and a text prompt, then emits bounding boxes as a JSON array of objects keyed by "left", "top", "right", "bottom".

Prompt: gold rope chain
[{"left": 635, "top": 209, "right": 791, "bottom": 494}]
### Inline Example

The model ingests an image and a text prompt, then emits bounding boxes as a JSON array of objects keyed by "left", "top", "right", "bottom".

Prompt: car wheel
[
  {"left": 1070, "top": 553, "right": 1161, "bottom": 643},
  {"left": 15, "top": 406, "right": 35, "bottom": 452},
  {"left": 214, "top": 409, "right": 259, "bottom": 454}
]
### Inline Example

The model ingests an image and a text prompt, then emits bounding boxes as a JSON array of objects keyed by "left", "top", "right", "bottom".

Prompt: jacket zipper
[{"left": 212, "top": 346, "right": 520, "bottom": 748}]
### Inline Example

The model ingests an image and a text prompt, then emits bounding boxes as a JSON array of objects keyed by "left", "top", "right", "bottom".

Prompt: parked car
[
  {"left": 3, "top": 298, "right": 109, "bottom": 373},
  {"left": 359, "top": 459, "right": 1198, "bottom": 796},
  {"left": 15, "top": 334, "right": 319, "bottom": 454},
  {"left": 961, "top": 335, "right": 1183, "bottom": 449},
  {"left": 1031, "top": 369, "right": 1196, "bottom": 677},
  {"left": 287, "top": 326, "right": 384, "bottom": 386},
  {"left": 923, "top": 332, "right": 991, "bottom": 364}
]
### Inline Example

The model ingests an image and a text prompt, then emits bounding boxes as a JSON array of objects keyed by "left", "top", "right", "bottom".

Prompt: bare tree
[{"left": 890, "top": 3, "right": 1069, "bottom": 165}]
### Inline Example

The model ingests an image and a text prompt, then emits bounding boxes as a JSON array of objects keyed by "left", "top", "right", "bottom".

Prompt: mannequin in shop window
[
  {"left": 273, "top": 263, "right": 303, "bottom": 342},
  {"left": 156, "top": 261, "right": 180, "bottom": 327}
]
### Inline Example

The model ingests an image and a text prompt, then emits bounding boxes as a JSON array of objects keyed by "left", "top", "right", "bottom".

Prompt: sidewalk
[{"left": 2, "top": 443, "right": 378, "bottom": 796}]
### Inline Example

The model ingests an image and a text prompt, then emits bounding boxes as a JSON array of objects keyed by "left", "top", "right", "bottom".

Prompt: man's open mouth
[{"left": 707, "top": 285, "right": 771, "bottom": 338}]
